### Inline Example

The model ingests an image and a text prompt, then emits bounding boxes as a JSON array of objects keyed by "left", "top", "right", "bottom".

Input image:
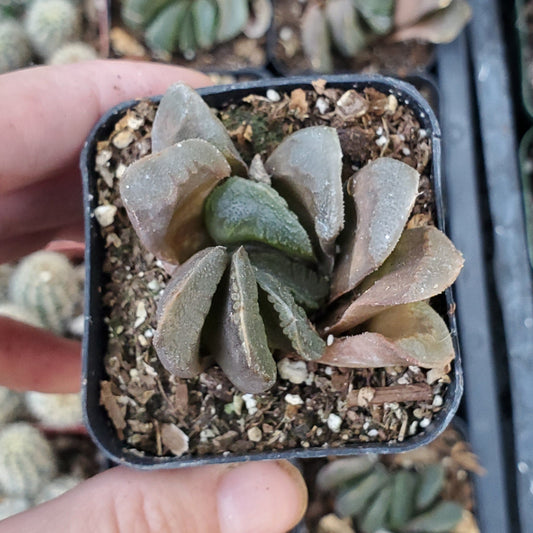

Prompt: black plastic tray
[{"left": 81, "top": 74, "right": 463, "bottom": 469}]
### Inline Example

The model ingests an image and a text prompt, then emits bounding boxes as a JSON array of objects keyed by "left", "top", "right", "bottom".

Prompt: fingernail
[{"left": 217, "top": 460, "right": 308, "bottom": 533}]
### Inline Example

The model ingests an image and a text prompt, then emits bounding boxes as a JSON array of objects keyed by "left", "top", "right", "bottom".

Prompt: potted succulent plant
[
  {"left": 293, "top": 420, "right": 483, "bottom": 533},
  {"left": 110, "top": 0, "right": 272, "bottom": 72},
  {"left": 82, "top": 75, "right": 463, "bottom": 468},
  {"left": 268, "top": 0, "right": 471, "bottom": 76}
]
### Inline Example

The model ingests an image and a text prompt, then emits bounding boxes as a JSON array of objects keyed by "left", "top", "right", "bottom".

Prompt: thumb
[{"left": 0, "top": 460, "right": 307, "bottom": 533}]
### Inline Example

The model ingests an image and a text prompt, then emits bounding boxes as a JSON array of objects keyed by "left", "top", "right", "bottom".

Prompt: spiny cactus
[
  {"left": 0, "top": 386, "right": 25, "bottom": 426},
  {"left": 117, "top": 83, "right": 463, "bottom": 394},
  {"left": 48, "top": 41, "right": 98, "bottom": 64},
  {"left": 0, "top": 423, "right": 57, "bottom": 498},
  {"left": 8, "top": 251, "right": 80, "bottom": 335},
  {"left": 0, "top": 302, "right": 44, "bottom": 328},
  {"left": 121, "top": 0, "right": 270, "bottom": 59},
  {"left": 316, "top": 456, "right": 465, "bottom": 533},
  {"left": 34, "top": 475, "right": 82, "bottom": 505},
  {"left": 0, "top": 19, "right": 32, "bottom": 74},
  {"left": 0, "top": 497, "right": 30, "bottom": 520},
  {"left": 301, "top": 0, "right": 472, "bottom": 73},
  {"left": 25, "top": 392, "right": 83, "bottom": 430},
  {"left": 24, "top": 0, "right": 82, "bottom": 60}
]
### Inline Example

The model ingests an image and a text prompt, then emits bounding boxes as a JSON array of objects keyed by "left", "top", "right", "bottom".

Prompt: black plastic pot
[
  {"left": 519, "top": 128, "right": 533, "bottom": 269},
  {"left": 516, "top": 0, "right": 533, "bottom": 120},
  {"left": 81, "top": 74, "right": 463, "bottom": 469}
]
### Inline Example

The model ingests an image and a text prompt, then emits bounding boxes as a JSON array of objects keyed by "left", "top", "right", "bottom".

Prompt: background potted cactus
[
  {"left": 82, "top": 75, "right": 464, "bottom": 468},
  {"left": 0, "top": 0, "right": 108, "bottom": 73},
  {"left": 110, "top": 0, "right": 272, "bottom": 71},
  {"left": 269, "top": 0, "right": 472, "bottom": 76}
]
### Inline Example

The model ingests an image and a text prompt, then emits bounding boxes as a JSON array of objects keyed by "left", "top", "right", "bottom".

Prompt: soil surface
[
  {"left": 271, "top": 0, "right": 434, "bottom": 76},
  {"left": 93, "top": 82, "right": 453, "bottom": 459}
]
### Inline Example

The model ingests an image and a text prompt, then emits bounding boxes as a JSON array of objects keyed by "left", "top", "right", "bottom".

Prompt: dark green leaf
[
  {"left": 145, "top": 1, "right": 188, "bottom": 55},
  {"left": 248, "top": 248, "right": 329, "bottom": 311},
  {"left": 316, "top": 455, "right": 378, "bottom": 491},
  {"left": 360, "top": 484, "right": 392, "bottom": 533},
  {"left": 215, "top": 0, "right": 249, "bottom": 42},
  {"left": 389, "top": 470, "right": 417, "bottom": 529},
  {"left": 326, "top": 0, "right": 367, "bottom": 57},
  {"left": 353, "top": 0, "right": 394, "bottom": 35},
  {"left": 301, "top": 3, "right": 333, "bottom": 72},
  {"left": 404, "top": 501, "right": 464, "bottom": 532},
  {"left": 254, "top": 269, "right": 325, "bottom": 361},
  {"left": 178, "top": 8, "right": 197, "bottom": 55},
  {"left": 154, "top": 247, "right": 229, "bottom": 378},
  {"left": 415, "top": 464, "right": 446, "bottom": 511},
  {"left": 121, "top": 0, "right": 173, "bottom": 31},
  {"left": 205, "top": 177, "right": 315, "bottom": 262},
  {"left": 192, "top": 0, "right": 217, "bottom": 49}
]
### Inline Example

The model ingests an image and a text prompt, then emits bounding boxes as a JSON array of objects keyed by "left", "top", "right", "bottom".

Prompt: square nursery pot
[{"left": 81, "top": 75, "right": 463, "bottom": 469}]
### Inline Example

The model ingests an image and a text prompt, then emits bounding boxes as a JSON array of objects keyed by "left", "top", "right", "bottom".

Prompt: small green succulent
[
  {"left": 301, "top": 0, "right": 472, "bottom": 73},
  {"left": 121, "top": 0, "right": 272, "bottom": 59},
  {"left": 316, "top": 456, "right": 466, "bottom": 533},
  {"left": 119, "top": 83, "right": 463, "bottom": 394}
]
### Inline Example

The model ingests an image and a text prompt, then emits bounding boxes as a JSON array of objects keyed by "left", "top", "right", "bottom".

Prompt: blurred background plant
[
  {"left": 302, "top": 425, "right": 484, "bottom": 533},
  {"left": 0, "top": 247, "right": 103, "bottom": 521}
]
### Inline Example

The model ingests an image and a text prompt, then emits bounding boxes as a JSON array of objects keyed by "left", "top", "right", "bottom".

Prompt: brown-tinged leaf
[
  {"left": 265, "top": 126, "right": 344, "bottom": 270},
  {"left": 154, "top": 247, "right": 229, "bottom": 378},
  {"left": 318, "top": 332, "right": 419, "bottom": 368},
  {"left": 326, "top": 0, "right": 367, "bottom": 57},
  {"left": 301, "top": 3, "right": 333, "bottom": 73},
  {"left": 120, "top": 139, "right": 231, "bottom": 264},
  {"left": 391, "top": 0, "right": 471, "bottom": 44},
  {"left": 325, "top": 226, "right": 464, "bottom": 333},
  {"left": 161, "top": 423, "right": 189, "bottom": 456},
  {"left": 331, "top": 157, "right": 420, "bottom": 301},
  {"left": 212, "top": 247, "right": 277, "bottom": 393},
  {"left": 151, "top": 83, "right": 247, "bottom": 175},
  {"left": 366, "top": 302, "right": 455, "bottom": 369},
  {"left": 394, "top": 0, "right": 453, "bottom": 29}
]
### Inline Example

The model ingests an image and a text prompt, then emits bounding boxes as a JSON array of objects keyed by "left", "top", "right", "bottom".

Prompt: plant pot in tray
[
  {"left": 268, "top": 0, "right": 471, "bottom": 77},
  {"left": 82, "top": 75, "right": 464, "bottom": 469}
]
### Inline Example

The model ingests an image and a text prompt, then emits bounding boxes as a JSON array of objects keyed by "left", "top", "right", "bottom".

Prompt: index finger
[{"left": 0, "top": 60, "right": 211, "bottom": 195}]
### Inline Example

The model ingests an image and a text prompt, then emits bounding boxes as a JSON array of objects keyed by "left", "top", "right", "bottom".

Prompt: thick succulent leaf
[
  {"left": 145, "top": 1, "right": 188, "bottom": 55},
  {"left": 316, "top": 455, "right": 378, "bottom": 491},
  {"left": 391, "top": 0, "right": 472, "bottom": 44},
  {"left": 317, "top": 332, "right": 419, "bottom": 368},
  {"left": 254, "top": 269, "right": 325, "bottom": 361},
  {"left": 404, "top": 501, "right": 464, "bottom": 532},
  {"left": 366, "top": 302, "right": 455, "bottom": 369},
  {"left": 353, "top": 0, "right": 394, "bottom": 35},
  {"left": 325, "top": 226, "right": 464, "bottom": 334},
  {"left": 394, "top": 0, "right": 453, "bottom": 28},
  {"left": 248, "top": 248, "right": 329, "bottom": 311},
  {"left": 301, "top": 3, "right": 334, "bottom": 73},
  {"left": 389, "top": 470, "right": 417, "bottom": 529},
  {"left": 120, "top": 139, "right": 231, "bottom": 264},
  {"left": 361, "top": 484, "right": 392, "bottom": 533},
  {"left": 192, "top": 0, "right": 217, "bottom": 49},
  {"left": 244, "top": 0, "right": 273, "bottom": 39},
  {"left": 335, "top": 464, "right": 389, "bottom": 518},
  {"left": 178, "top": 8, "right": 197, "bottom": 55},
  {"left": 265, "top": 126, "right": 344, "bottom": 270},
  {"left": 212, "top": 247, "right": 277, "bottom": 393},
  {"left": 257, "top": 289, "right": 293, "bottom": 353},
  {"left": 153, "top": 247, "right": 229, "bottom": 378},
  {"left": 121, "top": 0, "right": 173, "bottom": 31},
  {"left": 215, "top": 0, "right": 249, "bottom": 42},
  {"left": 415, "top": 464, "right": 446, "bottom": 510},
  {"left": 325, "top": 0, "right": 367, "bottom": 57},
  {"left": 330, "top": 157, "right": 420, "bottom": 301},
  {"left": 151, "top": 83, "right": 247, "bottom": 175},
  {"left": 204, "top": 176, "right": 315, "bottom": 261}
]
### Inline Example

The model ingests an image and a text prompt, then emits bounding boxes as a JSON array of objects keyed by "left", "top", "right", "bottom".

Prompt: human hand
[{"left": 0, "top": 61, "right": 308, "bottom": 533}]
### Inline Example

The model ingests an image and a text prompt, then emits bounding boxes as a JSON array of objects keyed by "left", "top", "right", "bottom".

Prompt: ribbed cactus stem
[
  {"left": 48, "top": 41, "right": 98, "bottom": 65},
  {"left": 24, "top": 0, "right": 81, "bottom": 60},
  {"left": 9, "top": 251, "right": 79, "bottom": 335},
  {"left": 0, "top": 423, "right": 57, "bottom": 498},
  {"left": 0, "top": 20, "right": 32, "bottom": 74},
  {"left": 0, "top": 387, "right": 25, "bottom": 425},
  {"left": 25, "top": 392, "right": 83, "bottom": 429}
]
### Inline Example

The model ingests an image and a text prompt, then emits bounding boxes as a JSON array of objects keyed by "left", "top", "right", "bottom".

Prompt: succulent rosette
[{"left": 119, "top": 83, "right": 463, "bottom": 395}]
